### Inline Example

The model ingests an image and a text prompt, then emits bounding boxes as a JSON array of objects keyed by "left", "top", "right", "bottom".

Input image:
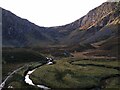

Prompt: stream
[
  {"left": 24, "top": 57, "right": 53, "bottom": 90},
  {"left": 25, "top": 59, "right": 120, "bottom": 90},
  {"left": 1, "top": 58, "right": 119, "bottom": 90}
]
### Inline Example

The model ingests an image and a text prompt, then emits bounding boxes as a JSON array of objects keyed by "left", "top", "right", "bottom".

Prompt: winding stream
[
  {"left": 1, "top": 58, "right": 119, "bottom": 90},
  {"left": 24, "top": 58, "right": 53, "bottom": 90},
  {"left": 25, "top": 69, "right": 36, "bottom": 86}
]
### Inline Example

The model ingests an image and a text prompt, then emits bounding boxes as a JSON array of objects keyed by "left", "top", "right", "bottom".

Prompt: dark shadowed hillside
[{"left": 2, "top": 9, "right": 61, "bottom": 47}]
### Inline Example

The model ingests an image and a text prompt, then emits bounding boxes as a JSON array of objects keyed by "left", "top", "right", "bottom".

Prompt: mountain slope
[
  {"left": 50, "top": 2, "right": 117, "bottom": 33},
  {"left": 2, "top": 2, "right": 119, "bottom": 48},
  {"left": 2, "top": 9, "right": 61, "bottom": 47},
  {"left": 61, "top": 2, "right": 119, "bottom": 45}
]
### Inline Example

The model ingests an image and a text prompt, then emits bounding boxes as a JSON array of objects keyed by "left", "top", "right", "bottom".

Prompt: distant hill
[
  {"left": 2, "top": 9, "right": 61, "bottom": 47},
  {"left": 2, "top": 1, "right": 120, "bottom": 49}
]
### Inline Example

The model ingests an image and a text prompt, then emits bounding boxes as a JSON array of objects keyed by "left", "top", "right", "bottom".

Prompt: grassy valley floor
[
  {"left": 30, "top": 58, "right": 120, "bottom": 89},
  {"left": 2, "top": 48, "right": 120, "bottom": 89}
]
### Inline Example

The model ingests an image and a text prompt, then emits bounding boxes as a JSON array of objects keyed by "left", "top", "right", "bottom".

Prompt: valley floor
[
  {"left": 2, "top": 58, "right": 120, "bottom": 90},
  {"left": 30, "top": 58, "right": 120, "bottom": 89},
  {"left": 1, "top": 48, "right": 120, "bottom": 90}
]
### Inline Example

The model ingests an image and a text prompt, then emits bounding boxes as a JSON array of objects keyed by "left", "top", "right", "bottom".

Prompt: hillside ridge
[{"left": 2, "top": 2, "right": 119, "bottom": 47}]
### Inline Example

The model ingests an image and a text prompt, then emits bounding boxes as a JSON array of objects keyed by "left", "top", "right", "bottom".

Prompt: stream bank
[{"left": 24, "top": 57, "right": 53, "bottom": 90}]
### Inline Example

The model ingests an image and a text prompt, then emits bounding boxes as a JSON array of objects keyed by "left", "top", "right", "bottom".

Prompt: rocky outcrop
[
  {"left": 50, "top": 2, "right": 117, "bottom": 32},
  {"left": 62, "top": 2, "right": 119, "bottom": 45}
]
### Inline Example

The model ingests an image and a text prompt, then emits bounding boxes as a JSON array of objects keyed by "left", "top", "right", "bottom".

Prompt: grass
[
  {"left": 3, "top": 61, "right": 43, "bottom": 89},
  {"left": 2, "top": 62, "right": 27, "bottom": 81},
  {"left": 2, "top": 47, "right": 47, "bottom": 63},
  {"left": 2, "top": 47, "right": 47, "bottom": 80},
  {"left": 2, "top": 48, "right": 120, "bottom": 89},
  {"left": 104, "top": 77, "right": 120, "bottom": 89},
  {"left": 71, "top": 59, "right": 119, "bottom": 67},
  {"left": 30, "top": 58, "right": 120, "bottom": 89}
]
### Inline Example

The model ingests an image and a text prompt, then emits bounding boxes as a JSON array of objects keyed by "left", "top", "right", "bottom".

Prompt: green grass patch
[
  {"left": 30, "top": 59, "right": 120, "bottom": 88},
  {"left": 72, "top": 59, "right": 120, "bottom": 67}
]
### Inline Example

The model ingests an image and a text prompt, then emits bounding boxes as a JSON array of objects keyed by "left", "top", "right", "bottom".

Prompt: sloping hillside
[
  {"left": 62, "top": 2, "right": 119, "bottom": 45},
  {"left": 2, "top": 9, "right": 61, "bottom": 47},
  {"left": 2, "top": 2, "right": 119, "bottom": 48}
]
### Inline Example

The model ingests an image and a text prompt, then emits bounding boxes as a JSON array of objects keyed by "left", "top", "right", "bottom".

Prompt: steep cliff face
[
  {"left": 2, "top": 2, "right": 119, "bottom": 47},
  {"left": 79, "top": 2, "right": 117, "bottom": 30}
]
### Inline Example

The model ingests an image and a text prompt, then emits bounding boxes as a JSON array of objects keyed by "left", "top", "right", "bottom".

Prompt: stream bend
[{"left": 24, "top": 57, "right": 53, "bottom": 90}]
